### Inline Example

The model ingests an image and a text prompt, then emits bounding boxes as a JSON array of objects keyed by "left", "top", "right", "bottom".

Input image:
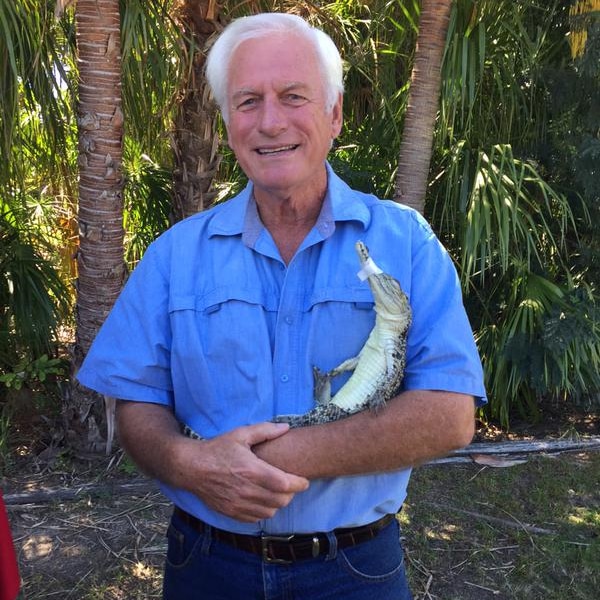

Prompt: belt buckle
[{"left": 260, "top": 533, "right": 295, "bottom": 564}]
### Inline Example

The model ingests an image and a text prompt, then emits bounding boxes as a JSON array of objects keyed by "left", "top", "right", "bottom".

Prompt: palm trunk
[
  {"left": 170, "top": 0, "right": 222, "bottom": 222},
  {"left": 394, "top": 0, "right": 453, "bottom": 214},
  {"left": 68, "top": 0, "right": 125, "bottom": 452},
  {"left": 569, "top": 0, "right": 600, "bottom": 58}
]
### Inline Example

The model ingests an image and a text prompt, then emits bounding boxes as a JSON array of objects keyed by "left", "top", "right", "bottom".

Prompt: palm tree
[
  {"left": 68, "top": 0, "right": 125, "bottom": 452},
  {"left": 569, "top": 0, "right": 600, "bottom": 57},
  {"left": 169, "top": 0, "right": 222, "bottom": 221},
  {"left": 393, "top": 0, "right": 453, "bottom": 214}
]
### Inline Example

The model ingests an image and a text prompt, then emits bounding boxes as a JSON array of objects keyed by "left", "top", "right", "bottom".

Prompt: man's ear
[{"left": 330, "top": 93, "right": 343, "bottom": 139}]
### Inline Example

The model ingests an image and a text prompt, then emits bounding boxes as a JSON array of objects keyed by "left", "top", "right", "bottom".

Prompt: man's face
[{"left": 225, "top": 33, "right": 343, "bottom": 199}]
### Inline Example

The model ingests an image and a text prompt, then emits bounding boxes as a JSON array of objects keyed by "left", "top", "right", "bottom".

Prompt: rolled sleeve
[
  {"left": 77, "top": 244, "right": 173, "bottom": 405},
  {"left": 402, "top": 219, "right": 486, "bottom": 404}
]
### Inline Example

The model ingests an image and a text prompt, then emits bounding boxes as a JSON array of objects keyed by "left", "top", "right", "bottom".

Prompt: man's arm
[
  {"left": 253, "top": 390, "right": 475, "bottom": 478},
  {"left": 115, "top": 401, "right": 309, "bottom": 523}
]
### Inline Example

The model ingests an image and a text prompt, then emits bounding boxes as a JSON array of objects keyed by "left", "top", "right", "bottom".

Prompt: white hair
[{"left": 205, "top": 13, "right": 344, "bottom": 123}]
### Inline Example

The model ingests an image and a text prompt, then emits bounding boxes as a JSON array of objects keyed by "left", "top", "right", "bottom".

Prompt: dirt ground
[
  {"left": 4, "top": 456, "right": 169, "bottom": 599},
  {"left": 2, "top": 409, "right": 599, "bottom": 599}
]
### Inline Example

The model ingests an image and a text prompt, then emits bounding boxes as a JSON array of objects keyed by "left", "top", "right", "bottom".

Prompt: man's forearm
[
  {"left": 115, "top": 401, "right": 194, "bottom": 486},
  {"left": 253, "top": 390, "right": 475, "bottom": 479}
]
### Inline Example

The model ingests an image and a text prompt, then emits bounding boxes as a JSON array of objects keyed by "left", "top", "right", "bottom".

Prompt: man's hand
[
  {"left": 177, "top": 422, "right": 309, "bottom": 522},
  {"left": 116, "top": 402, "right": 309, "bottom": 523}
]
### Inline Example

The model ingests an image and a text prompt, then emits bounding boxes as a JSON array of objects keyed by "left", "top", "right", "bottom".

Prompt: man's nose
[{"left": 258, "top": 99, "right": 287, "bottom": 136}]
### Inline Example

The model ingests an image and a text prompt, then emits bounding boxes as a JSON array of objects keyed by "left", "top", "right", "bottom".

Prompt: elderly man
[{"left": 78, "top": 12, "right": 486, "bottom": 599}]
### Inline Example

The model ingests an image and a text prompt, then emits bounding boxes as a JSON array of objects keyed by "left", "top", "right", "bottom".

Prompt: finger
[
  {"left": 230, "top": 423, "right": 310, "bottom": 491},
  {"left": 203, "top": 478, "right": 298, "bottom": 522},
  {"left": 242, "top": 457, "right": 309, "bottom": 494},
  {"left": 239, "top": 422, "right": 292, "bottom": 446}
]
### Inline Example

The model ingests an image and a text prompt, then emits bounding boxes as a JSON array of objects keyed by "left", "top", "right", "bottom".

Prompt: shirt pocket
[{"left": 169, "top": 287, "right": 278, "bottom": 376}]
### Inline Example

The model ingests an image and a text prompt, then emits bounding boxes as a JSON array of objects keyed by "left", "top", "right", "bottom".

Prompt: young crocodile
[
  {"left": 182, "top": 240, "right": 411, "bottom": 439},
  {"left": 273, "top": 240, "right": 411, "bottom": 427}
]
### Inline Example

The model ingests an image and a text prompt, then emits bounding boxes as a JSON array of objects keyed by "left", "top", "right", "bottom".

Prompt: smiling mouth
[{"left": 256, "top": 144, "right": 299, "bottom": 155}]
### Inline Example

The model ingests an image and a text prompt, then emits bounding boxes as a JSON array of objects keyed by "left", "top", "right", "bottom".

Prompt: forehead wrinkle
[{"left": 279, "top": 81, "right": 310, "bottom": 92}]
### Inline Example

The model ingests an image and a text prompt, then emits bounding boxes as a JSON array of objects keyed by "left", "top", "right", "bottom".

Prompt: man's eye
[
  {"left": 285, "top": 94, "right": 307, "bottom": 104},
  {"left": 237, "top": 98, "right": 257, "bottom": 110}
]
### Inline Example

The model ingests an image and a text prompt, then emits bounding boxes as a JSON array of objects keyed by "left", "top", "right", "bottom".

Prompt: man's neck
[{"left": 254, "top": 188, "right": 326, "bottom": 265}]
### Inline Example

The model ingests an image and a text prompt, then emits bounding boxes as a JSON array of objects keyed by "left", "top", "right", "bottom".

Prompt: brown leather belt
[{"left": 173, "top": 507, "right": 395, "bottom": 564}]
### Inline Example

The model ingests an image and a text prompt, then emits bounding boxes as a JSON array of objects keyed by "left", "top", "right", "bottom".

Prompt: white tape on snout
[{"left": 357, "top": 257, "right": 383, "bottom": 281}]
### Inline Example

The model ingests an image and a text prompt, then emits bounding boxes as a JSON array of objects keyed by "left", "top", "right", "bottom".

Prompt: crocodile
[
  {"left": 273, "top": 240, "right": 412, "bottom": 427},
  {"left": 182, "top": 240, "right": 411, "bottom": 439}
]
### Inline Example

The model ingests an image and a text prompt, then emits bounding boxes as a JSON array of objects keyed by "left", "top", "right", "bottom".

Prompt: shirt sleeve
[
  {"left": 402, "top": 216, "right": 487, "bottom": 405},
  {"left": 76, "top": 242, "right": 174, "bottom": 405}
]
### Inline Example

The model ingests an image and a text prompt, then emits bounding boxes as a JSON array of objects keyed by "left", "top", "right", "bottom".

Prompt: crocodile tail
[{"left": 273, "top": 403, "right": 355, "bottom": 428}]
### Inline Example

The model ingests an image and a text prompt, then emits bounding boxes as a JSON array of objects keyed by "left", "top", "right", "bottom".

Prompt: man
[{"left": 78, "top": 12, "right": 486, "bottom": 599}]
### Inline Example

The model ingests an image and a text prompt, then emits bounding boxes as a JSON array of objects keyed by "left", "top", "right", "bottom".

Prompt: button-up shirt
[{"left": 77, "top": 163, "right": 486, "bottom": 534}]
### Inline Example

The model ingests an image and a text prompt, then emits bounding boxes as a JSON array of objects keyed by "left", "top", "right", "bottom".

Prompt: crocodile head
[{"left": 355, "top": 241, "right": 411, "bottom": 323}]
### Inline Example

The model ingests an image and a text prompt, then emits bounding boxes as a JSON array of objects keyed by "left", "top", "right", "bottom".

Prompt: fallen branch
[
  {"left": 429, "top": 436, "right": 600, "bottom": 465},
  {"left": 3, "top": 479, "right": 158, "bottom": 506},
  {"left": 456, "top": 437, "right": 600, "bottom": 455}
]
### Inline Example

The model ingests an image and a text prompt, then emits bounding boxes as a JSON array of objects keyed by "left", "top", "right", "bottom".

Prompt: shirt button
[
  {"left": 281, "top": 374, "right": 289, "bottom": 382},
  {"left": 285, "top": 316, "right": 293, "bottom": 325}
]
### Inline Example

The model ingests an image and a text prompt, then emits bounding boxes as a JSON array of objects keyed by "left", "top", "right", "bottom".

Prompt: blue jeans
[{"left": 163, "top": 511, "right": 413, "bottom": 600}]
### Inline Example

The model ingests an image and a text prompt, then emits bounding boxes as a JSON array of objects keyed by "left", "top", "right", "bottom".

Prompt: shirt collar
[{"left": 206, "top": 162, "right": 372, "bottom": 243}]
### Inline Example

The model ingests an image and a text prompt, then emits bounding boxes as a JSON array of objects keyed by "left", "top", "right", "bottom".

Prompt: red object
[{"left": 0, "top": 491, "right": 20, "bottom": 600}]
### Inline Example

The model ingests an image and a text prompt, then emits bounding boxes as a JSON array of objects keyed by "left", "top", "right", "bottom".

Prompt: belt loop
[
  {"left": 200, "top": 522, "right": 213, "bottom": 556},
  {"left": 324, "top": 530, "right": 338, "bottom": 561}
]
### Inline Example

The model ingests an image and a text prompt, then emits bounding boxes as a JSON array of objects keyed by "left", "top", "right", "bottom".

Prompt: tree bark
[
  {"left": 170, "top": 0, "right": 222, "bottom": 222},
  {"left": 68, "top": 0, "right": 125, "bottom": 453},
  {"left": 394, "top": 0, "right": 453, "bottom": 214}
]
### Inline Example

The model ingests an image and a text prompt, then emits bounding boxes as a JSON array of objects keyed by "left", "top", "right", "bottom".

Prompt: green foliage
[
  {"left": 120, "top": 0, "right": 186, "bottom": 162},
  {"left": 0, "top": 403, "right": 11, "bottom": 471},
  {"left": 429, "top": 0, "right": 600, "bottom": 424},
  {"left": 122, "top": 142, "right": 173, "bottom": 267},
  {"left": 0, "top": 353, "right": 65, "bottom": 391},
  {"left": 0, "top": 208, "right": 71, "bottom": 370},
  {"left": 542, "top": 19, "right": 600, "bottom": 295},
  {"left": 327, "top": 0, "right": 417, "bottom": 198},
  {"left": 0, "top": 2, "right": 76, "bottom": 384},
  {"left": 116, "top": 453, "right": 140, "bottom": 476},
  {"left": 0, "top": 0, "right": 75, "bottom": 183}
]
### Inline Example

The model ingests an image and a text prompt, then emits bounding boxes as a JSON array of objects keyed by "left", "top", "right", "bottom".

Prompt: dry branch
[
  {"left": 3, "top": 479, "right": 158, "bottom": 506},
  {"left": 429, "top": 436, "right": 600, "bottom": 465}
]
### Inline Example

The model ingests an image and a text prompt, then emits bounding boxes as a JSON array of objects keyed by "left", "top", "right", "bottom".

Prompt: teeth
[{"left": 257, "top": 145, "right": 297, "bottom": 155}]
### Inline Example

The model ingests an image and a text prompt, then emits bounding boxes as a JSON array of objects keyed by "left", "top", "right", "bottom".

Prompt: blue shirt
[{"left": 78, "top": 163, "right": 486, "bottom": 534}]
